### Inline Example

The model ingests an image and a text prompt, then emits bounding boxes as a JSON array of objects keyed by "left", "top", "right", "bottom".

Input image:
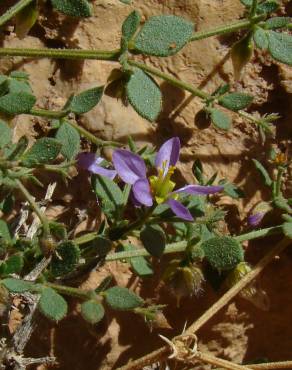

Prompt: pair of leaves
[{"left": 51, "top": 0, "right": 92, "bottom": 17}]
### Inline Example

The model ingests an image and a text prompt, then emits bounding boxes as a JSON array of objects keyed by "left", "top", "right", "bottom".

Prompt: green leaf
[
  {"left": 81, "top": 300, "right": 105, "bottom": 324},
  {"left": 67, "top": 86, "right": 103, "bottom": 114},
  {"left": 266, "top": 17, "right": 291, "bottom": 30},
  {"left": 6, "top": 136, "right": 28, "bottom": 161},
  {"left": 123, "top": 244, "right": 153, "bottom": 277},
  {"left": 95, "top": 276, "right": 112, "bottom": 294},
  {"left": 140, "top": 224, "right": 166, "bottom": 258},
  {"left": 15, "top": 0, "right": 38, "bottom": 39},
  {"left": 0, "top": 92, "right": 36, "bottom": 115},
  {"left": 231, "top": 34, "right": 253, "bottom": 80},
  {"left": 0, "top": 220, "right": 11, "bottom": 243},
  {"left": 0, "top": 121, "right": 12, "bottom": 149},
  {"left": 8, "top": 77, "right": 32, "bottom": 94},
  {"left": 2, "top": 278, "right": 33, "bottom": 293},
  {"left": 212, "top": 84, "right": 230, "bottom": 97},
  {"left": 134, "top": 15, "right": 193, "bottom": 57},
  {"left": 283, "top": 222, "right": 292, "bottom": 238},
  {"left": 92, "top": 175, "right": 124, "bottom": 218},
  {"left": 209, "top": 108, "right": 231, "bottom": 130},
  {"left": 252, "top": 159, "right": 272, "bottom": 186},
  {"left": 253, "top": 27, "right": 269, "bottom": 50},
  {"left": 122, "top": 11, "right": 141, "bottom": 42},
  {"left": 51, "top": 0, "right": 92, "bottom": 17},
  {"left": 126, "top": 68, "right": 162, "bottom": 121},
  {"left": 257, "top": 1, "right": 279, "bottom": 14},
  {"left": 105, "top": 286, "right": 144, "bottom": 310},
  {"left": 222, "top": 182, "right": 245, "bottom": 199},
  {"left": 219, "top": 93, "right": 253, "bottom": 111},
  {"left": 268, "top": 31, "right": 292, "bottom": 65},
  {"left": 39, "top": 287, "right": 67, "bottom": 322},
  {"left": 192, "top": 159, "right": 204, "bottom": 185},
  {"left": 56, "top": 121, "right": 80, "bottom": 160},
  {"left": 21, "top": 137, "right": 62, "bottom": 167},
  {"left": 51, "top": 241, "right": 80, "bottom": 277},
  {"left": 2, "top": 254, "right": 24, "bottom": 275},
  {"left": 201, "top": 236, "right": 244, "bottom": 271}
]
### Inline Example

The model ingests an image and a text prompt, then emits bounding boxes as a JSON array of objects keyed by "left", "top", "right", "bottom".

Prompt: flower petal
[
  {"left": 248, "top": 212, "right": 264, "bottom": 227},
  {"left": 174, "top": 184, "right": 224, "bottom": 195},
  {"left": 155, "top": 137, "right": 180, "bottom": 174},
  {"left": 167, "top": 198, "right": 193, "bottom": 221},
  {"left": 77, "top": 153, "right": 117, "bottom": 179},
  {"left": 132, "top": 179, "right": 153, "bottom": 207},
  {"left": 113, "top": 149, "right": 147, "bottom": 184}
]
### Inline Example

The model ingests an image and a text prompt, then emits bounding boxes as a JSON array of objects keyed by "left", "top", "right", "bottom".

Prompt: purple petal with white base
[
  {"left": 77, "top": 153, "right": 117, "bottom": 180},
  {"left": 132, "top": 179, "right": 153, "bottom": 207},
  {"left": 248, "top": 212, "right": 264, "bottom": 227},
  {"left": 167, "top": 198, "right": 193, "bottom": 221},
  {"left": 155, "top": 137, "right": 180, "bottom": 175},
  {"left": 113, "top": 149, "right": 147, "bottom": 184},
  {"left": 174, "top": 184, "right": 224, "bottom": 195}
]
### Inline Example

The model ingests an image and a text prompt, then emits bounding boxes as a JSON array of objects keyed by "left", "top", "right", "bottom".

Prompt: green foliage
[
  {"left": 282, "top": 222, "right": 292, "bottom": 238},
  {"left": 92, "top": 175, "right": 124, "bottom": 219},
  {"left": 126, "top": 68, "right": 162, "bottom": 122},
  {"left": 266, "top": 17, "right": 291, "bottom": 30},
  {"left": 2, "top": 278, "right": 33, "bottom": 293},
  {"left": 67, "top": 87, "right": 104, "bottom": 114},
  {"left": 21, "top": 138, "right": 62, "bottom": 167},
  {"left": 221, "top": 182, "right": 245, "bottom": 199},
  {"left": 51, "top": 242, "right": 80, "bottom": 277},
  {"left": 218, "top": 93, "right": 253, "bottom": 111},
  {"left": 134, "top": 15, "right": 194, "bottom": 57},
  {"left": 81, "top": 300, "right": 105, "bottom": 324},
  {"left": 0, "top": 220, "right": 11, "bottom": 243},
  {"left": 202, "top": 236, "right": 244, "bottom": 271},
  {"left": 56, "top": 121, "right": 80, "bottom": 160},
  {"left": 252, "top": 159, "right": 272, "bottom": 187},
  {"left": 140, "top": 224, "right": 166, "bottom": 258},
  {"left": 257, "top": 1, "right": 279, "bottom": 14},
  {"left": 51, "top": 0, "right": 92, "bottom": 17},
  {"left": 192, "top": 159, "right": 204, "bottom": 185},
  {"left": 0, "top": 121, "right": 12, "bottom": 149},
  {"left": 253, "top": 28, "right": 269, "bottom": 50},
  {"left": 231, "top": 34, "right": 253, "bottom": 80},
  {"left": 39, "top": 287, "right": 68, "bottom": 322},
  {"left": 122, "top": 11, "right": 141, "bottom": 42},
  {"left": 6, "top": 136, "right": 29, "bottom": 161},
  {"left": 209, "top": 108, "right": 231, "bottom": 130},
  {"left": 0, "top": 92, "right": 36, "bottom": 115},
  {"left": 1, "top": 254, "right": 24, "bottom": 275},
  {"left": 268, "top": 31, "right": 292, "bottom": 65},
  {"left": 123, "top": 244, "right": 153, "bottom": 277},
  {"left": 15, "top": 0, "right": 38, "bottom": 39},
  {"left": 105, "top": 286, "right": 144, "bottom": 310}
]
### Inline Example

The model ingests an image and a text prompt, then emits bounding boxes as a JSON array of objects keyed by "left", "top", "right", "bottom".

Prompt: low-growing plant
[{"left": 0, "top": 0, "right": 291, "bottom": 368}]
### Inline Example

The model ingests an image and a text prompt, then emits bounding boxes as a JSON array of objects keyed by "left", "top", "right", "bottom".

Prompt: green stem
[
  {"left": 0, "top": 47, "right": 120, "bottom": 60},
  {"left": 30, "top": 109, "right": 123, "bottom": 147},
  {"left": 128, "top": 60, "right": 209, "bottom": 100},
  {"left": 275, "top": 167, "right": 284, "bottom": 197},
  {"left": 74, "top": 232, "right": 99, "bottom": 245},
  {"left": 45, "top": 282, "right": 93, "bottom": 300},
  {"left": 105, "top": 225, "right": 283, "bottom": 261},
  {"left": 15, "top": 179, "right": 50, "bottom": 237},
  {"left": 250, "top": 0, "right": 258, "bottom": 19},
  {"left": 190, "top": 15, "right": 264, "bottom": 41},
  {"left": 0, "top": 0, "right": 34, "bottom": 28}
]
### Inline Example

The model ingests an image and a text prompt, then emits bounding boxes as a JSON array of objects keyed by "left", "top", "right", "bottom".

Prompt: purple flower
[
  {"left": 113, "top": 137, "right": 223, "bottom": 221},
  {"left": 77, "top": 152, "right": 117, "bottom": 180},
  {"left": 247, "top": 201, "right": 271, "bottom": 228}
]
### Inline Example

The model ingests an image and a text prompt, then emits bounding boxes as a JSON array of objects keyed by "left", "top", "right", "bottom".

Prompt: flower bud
[{"left": 248, "top": 201, "right": 272, "bottom": 228}]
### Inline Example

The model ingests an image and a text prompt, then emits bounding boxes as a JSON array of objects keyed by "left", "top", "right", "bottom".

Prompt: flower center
[{"left": 149, "top": 161, "right": 176, "bottom": 204}]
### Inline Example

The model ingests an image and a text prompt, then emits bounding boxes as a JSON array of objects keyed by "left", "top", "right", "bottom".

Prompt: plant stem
[
  {"left": 117, "top": 237, "right": 291, "bottom": 370},
  {"left": 0, "top": 47, "right": 120, "bottom": 60},
  {"left": 196, "top": 352, "right": 252, "bottom": 370},
  {"left": 0, "top": 0, "right": 34, "bottom": 28},
  {"left": 104, "top": 225, "right": 283, "bottom": 261},
  {"left": 250, "top": 0, "right": 258, "bottom": 19},
  {"left": 15, "top": 179, "right": 50, "bottom": 237},
  {"left": 190, "top": 15, "right": 264, "bottom": 41},
  {"left": 30, "top": 109, "right": 123, "bottom": 147},
  {"left": 275, "top": 166, "right": 285, "bottom": 197},
  {"left": 45, "top": 282, "right": 92, "bottom": 300},
  {"left": 249, "top": 361, "right": 292, "bottom": 369},
  {"left": 128, "top": 60, "right": 209, "bottom": 100}
]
